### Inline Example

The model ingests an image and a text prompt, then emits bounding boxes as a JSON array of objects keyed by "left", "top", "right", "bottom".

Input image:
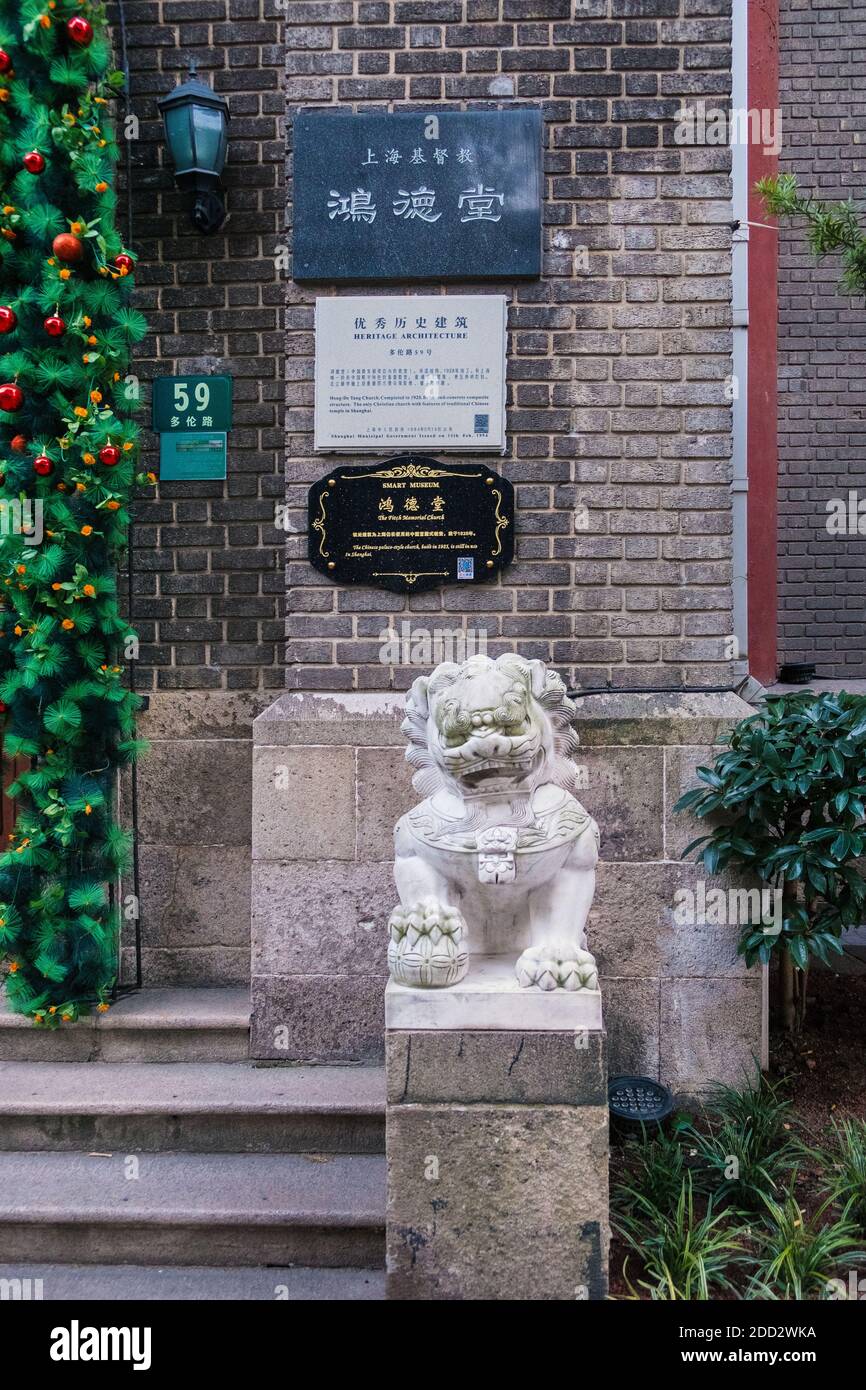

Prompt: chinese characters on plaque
[
  {"left": 308, "top": 457, "right": 514, "bottom": 593},
  {"left": 314, "top": 295, "right": 507, "bottom": 453},
  {"left": 293, "top": 109, "right": 542, "bottom": 282}
]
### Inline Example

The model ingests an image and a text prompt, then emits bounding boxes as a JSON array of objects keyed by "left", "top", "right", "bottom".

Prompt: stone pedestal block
[
  {"left": 386, "top": 1028, "right": 609, "bottom": 1301},
  {"left": 250, "top": 691, "right": 405, "bottom": 1061},
  {"left": 120, "top": 691, "right": 265, "bottom": 989}
]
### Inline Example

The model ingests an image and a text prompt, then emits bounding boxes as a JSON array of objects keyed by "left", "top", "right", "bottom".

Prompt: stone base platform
[{"left": 385, "top": 956, "right": 602, "bottom": 1031}]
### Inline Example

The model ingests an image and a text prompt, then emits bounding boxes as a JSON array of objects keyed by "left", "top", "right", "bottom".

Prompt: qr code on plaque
[
  {"left": 457, "top": 557, "right": 474, "bottom": 580},
  {"left": 473, "top": 413, "right": 489, "bottom": 435}
]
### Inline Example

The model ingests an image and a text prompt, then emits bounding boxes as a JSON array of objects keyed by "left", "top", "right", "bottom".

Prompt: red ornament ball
[
  {"left": 0, "top": 50, "right": 11, "bottom": 75},
  {"left": 33, "top": 455, "right": 53, "bottom": 477},
  {"left": 10, "top": 434, "right": 27, "bottom": 453},
  {"left": 115, "top": 253, "right": 135, "bottom": 274},
  {"left": 43, "top": 314, "right": 66, "bottom": 337},
  {"left": 98, "top": 444, "right": 121, "bottom": 467},
  {"left": 23, "top": 150, "right": 45, "bottom": 175},
  {"left": 0, "top": 306, "right": 17, "bottom": 333},
  {"left": 0, "top": 701, "right": 6, "bottom": 714},
  {"left": 0, "top": 383, "right": 23, "bottom": 412},
  {"left": 66, "top": 16, "right": 94, "bottom": 46},
  {"left": 52, "top": 233, "right": 84, "bottom": 263}
]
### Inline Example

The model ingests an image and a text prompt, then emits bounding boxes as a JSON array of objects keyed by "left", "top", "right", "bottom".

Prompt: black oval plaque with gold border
[{"left": 308, "top": 455, "right": 514, "bottom": 594}]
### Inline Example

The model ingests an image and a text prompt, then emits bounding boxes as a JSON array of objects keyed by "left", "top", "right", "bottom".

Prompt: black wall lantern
[{"left": 158, "top": 59, "right": 229, "bottom": 235}]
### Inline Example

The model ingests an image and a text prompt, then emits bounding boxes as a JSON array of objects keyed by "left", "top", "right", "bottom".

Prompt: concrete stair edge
[
  {"left": 0, "top": 987, "right": 251, "bottom": 1032},
  {"left": 0, "top": 1061, "right": 386, "bottom": 1115},
  {"left": 0, "top": 1150, "right": 385, "bottom": 1224}
]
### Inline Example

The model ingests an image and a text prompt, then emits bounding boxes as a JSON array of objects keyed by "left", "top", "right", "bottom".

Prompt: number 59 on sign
[{"left": 152, "top": 375, "right": 233, "bottom": 433}]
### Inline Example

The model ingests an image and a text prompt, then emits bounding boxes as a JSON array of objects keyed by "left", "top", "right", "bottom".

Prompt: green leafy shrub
[
  {"left": 749, "top": 1188, "right": 866, "bottom": 1300},
  {"left": 675, "top": 692, "right": 866, "bottom": 1030},
  {"left": 806, "top": 1119, "right": 866, "bottom": 1228},
  {"left": 682, "top": 1073, "right": 795, "bottom": 1210},
  {"left": 614, "top": 1123, "right": 693, "bottom": 1216},
  {"left": 615, "top": 1175, "right": 745, "bottom": 1301}
]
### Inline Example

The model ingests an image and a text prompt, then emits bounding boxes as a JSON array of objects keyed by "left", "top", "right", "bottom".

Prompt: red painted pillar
[{"left": 747, "top": 0, "right": 779, "bottom": 684}]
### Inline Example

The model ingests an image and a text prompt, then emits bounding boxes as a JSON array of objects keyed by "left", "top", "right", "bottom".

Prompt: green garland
[{"left": 0, "top": 0, "right": 151, "bottom": 1024}]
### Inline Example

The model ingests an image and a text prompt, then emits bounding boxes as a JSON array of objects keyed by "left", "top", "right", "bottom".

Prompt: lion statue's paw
[
  {"left": 515, "top": 941, "right": 599, "bottom": 992},
  {"left": 387, "top": 896, "right": 469, "bottom": 989}
]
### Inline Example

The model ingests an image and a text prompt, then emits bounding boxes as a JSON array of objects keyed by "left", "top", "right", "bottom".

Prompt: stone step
[
  {"left": 0, "top": 988, "right": 250, "bottom": 1063},
  {"left": 0, "top": 1264, "right": 385, "bottom": 1300},
  {"left": 0, "top": 1061, "right": 385, "bottom": 1153},
  {"left": 0, "top": 1150, "right": 385, "bottom": 1267}
]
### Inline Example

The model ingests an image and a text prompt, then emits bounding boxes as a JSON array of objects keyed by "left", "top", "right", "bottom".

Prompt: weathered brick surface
[
  {"left": 285, "top": 0, "right": 736, "bottom": 695},
  {"left": 123, "top": 4, "right": 736, "bottom": 695},
  {"left": 777, "top": 0, "right": 866, "bottom": 677},
  {"left": 123, "top": 0, "right": 286, "bottom": 693}
]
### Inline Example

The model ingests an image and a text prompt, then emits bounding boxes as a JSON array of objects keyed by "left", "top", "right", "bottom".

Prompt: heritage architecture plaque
[
  {"left": 292, "top": 108, "right": 542, "bottom": 283},
  {"left": 307, "top": 455, "right": 514, "bottom": 593},
  {"left": 314, "top": 294, "right": 507, "bottom": 452}
]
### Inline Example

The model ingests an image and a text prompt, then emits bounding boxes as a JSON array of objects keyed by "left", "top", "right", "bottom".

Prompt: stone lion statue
[{"left": 388, "top": 654, "right": 600, "bottom": 992}]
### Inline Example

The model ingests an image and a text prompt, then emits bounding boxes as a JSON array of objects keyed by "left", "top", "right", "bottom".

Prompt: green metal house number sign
[
  {"left": 153, "top": 374, "right": 232, "bottom": 481},
  {"left": 152, "top": 374, "right": 233, "bottom": 433}
]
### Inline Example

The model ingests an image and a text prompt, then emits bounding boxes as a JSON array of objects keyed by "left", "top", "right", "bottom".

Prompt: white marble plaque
[{"left": 314, "top": 294, "right": 507, "bottom": 452}]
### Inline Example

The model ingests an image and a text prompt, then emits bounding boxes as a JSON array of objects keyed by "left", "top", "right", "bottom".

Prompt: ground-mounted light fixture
[
  {"left": 608, "top": 1075, "right": 674, "bottom": 1130},
  {"left": 158, "top": 59, "right": 229, "bottom": 235}
]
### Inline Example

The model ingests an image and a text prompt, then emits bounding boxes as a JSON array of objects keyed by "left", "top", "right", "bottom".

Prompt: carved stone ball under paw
[
  {"left": 515, "top": 941, "right": 599, "bottom": 992},
  {"left": 387, "top": 896, "right": 469, "bottom": 989}
]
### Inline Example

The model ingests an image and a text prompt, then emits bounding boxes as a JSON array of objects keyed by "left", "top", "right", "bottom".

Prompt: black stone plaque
[
  {"left": 308, "top": 456, "right": 514, "bottom": 593},
  {"left": 292, "top": 108, "right": 542, "bottom": 283}
]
